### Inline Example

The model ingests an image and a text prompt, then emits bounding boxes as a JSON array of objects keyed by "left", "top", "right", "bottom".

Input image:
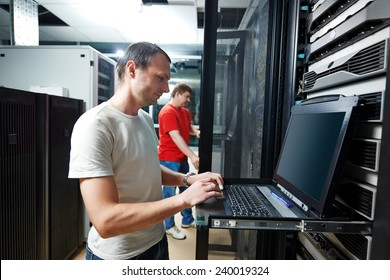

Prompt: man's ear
[{"left": 127, "top": 60, "right": 136, "bottom": 77}]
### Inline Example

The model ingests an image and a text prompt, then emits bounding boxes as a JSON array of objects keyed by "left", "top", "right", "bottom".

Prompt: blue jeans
[
  {"left": 85, "top": 235, "right": 169, "bottom": 260},
  {"left": 160, "top": 160, "right": 194, "bottom": 229}
]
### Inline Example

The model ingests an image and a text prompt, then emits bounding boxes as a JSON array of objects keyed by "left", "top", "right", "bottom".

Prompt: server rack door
[
  {"left": 47, "top": 95, "right": 83, "bottom": 259},
  {"left": 0, "top": 87, "right": 38, "bottom": 259}
]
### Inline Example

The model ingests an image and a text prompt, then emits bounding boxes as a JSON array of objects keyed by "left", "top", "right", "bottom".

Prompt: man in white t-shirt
[{"left": 68, "top": 42, "right": 224, "bottom": 260}]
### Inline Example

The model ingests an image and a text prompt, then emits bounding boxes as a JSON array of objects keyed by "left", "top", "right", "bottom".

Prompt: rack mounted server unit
[{"left": 299, "top": 0, "right": 390, "bottom": 259}]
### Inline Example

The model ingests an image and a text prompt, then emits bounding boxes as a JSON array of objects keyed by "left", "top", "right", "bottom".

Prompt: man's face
[
  {"left": 175, "top": 91, "right": 191, "bottom": 108},
  {"left": 133, "top": 53, "right": 171, "bottom": 106}
]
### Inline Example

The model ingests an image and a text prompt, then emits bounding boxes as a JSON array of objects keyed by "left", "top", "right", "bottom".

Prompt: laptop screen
[{"left": 273, "top": 95, "right": 361, "bottom": 217}]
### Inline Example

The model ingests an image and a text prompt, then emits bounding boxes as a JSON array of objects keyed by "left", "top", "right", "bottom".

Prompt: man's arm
[
  {"left": 168, "top": 130, "right": 199, "bottom": 170},
  {"left": 80, "top": 173, "right": 222, "bottom": 239},
  {"left": 190, "top": 125, "right": 200, "bottom": 139}
]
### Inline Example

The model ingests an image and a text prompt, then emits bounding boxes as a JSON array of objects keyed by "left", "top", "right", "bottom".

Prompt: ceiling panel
[
  {"left": 75, "top": 26, "right": 127, "bottom": 42},
  {"left": 39, "top": 26, "right": 89, "bottom": 41},
  {"left": 39, "top": 1, "right": 199, "bottom": 44},
  {"left": 117, "top": 4, "right": 198, "bottom": 44},
  {"left": 40, "top": 3, "right": 116, "bottom": 27}
]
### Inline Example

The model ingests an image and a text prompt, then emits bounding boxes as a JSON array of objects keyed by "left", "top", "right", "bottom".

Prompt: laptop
[{"left": 201, "top": 95, "right": 363, "bottom": 223}]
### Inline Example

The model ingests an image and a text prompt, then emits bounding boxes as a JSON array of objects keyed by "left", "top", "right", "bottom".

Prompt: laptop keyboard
[{"left": 225, "top": 184, "right": 272, "bottom": 217}]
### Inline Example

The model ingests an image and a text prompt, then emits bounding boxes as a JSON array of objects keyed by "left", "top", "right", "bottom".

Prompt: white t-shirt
[{"left": 69, "top": 102, "right": 164, "bottom": 260}]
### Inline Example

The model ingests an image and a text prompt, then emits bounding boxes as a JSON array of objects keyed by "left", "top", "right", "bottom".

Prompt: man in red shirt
[{"left": 158, "top": 83, "right": 200, "bottom": 239}]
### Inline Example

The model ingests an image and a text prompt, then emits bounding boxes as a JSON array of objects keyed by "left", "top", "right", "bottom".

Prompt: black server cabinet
[
  {"left": 1, "top": 87, "right": 39, "bottom": 259},
  {"left": 0, "top": 87, "right": 83, "bottom": 259},
  {"left": 47, "top": 95, "right": 83, "bottom": 260}
]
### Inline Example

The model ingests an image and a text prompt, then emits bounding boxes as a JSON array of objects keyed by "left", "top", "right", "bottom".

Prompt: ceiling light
[{"left": 116, "top": 50, "right": 124, "bottom": 57}]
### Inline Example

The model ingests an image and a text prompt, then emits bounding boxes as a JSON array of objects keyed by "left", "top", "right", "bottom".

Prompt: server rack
[
  {"left": 47, "top": 94, "right": 84, "bottom": 259},
  {"left": 298, "top": 0, "right": 390, "bottom": 260},
  {"left": 0, "top": 87, "right": 83, "bottom": 259},
  {"left": 1, "top": 88, "right": 39, "bottom": 259}
]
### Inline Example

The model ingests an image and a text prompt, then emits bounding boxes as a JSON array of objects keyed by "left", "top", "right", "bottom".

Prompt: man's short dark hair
[
  {"left": 171, "top": 83, "right": 192, "bottom": 98},
  {"left": 116, "top": 42, "right": 171, "bottom": 83}
]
